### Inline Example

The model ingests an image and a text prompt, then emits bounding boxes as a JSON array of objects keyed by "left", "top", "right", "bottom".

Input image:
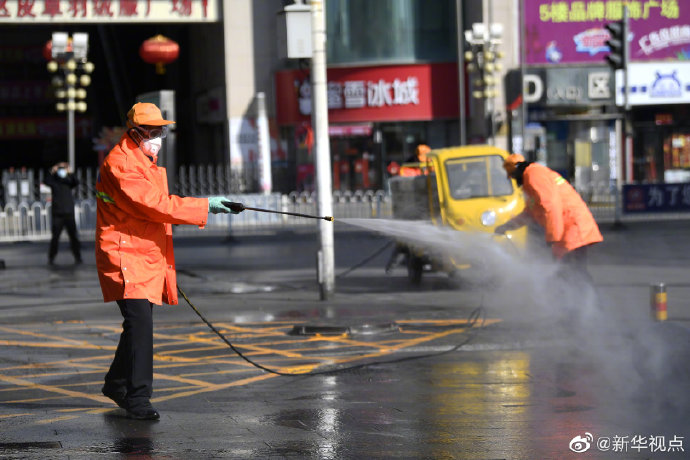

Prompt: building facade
[
  {"left": 509, "top": 0, "right": 689, "bottom": 199},
  {"left": 0, "top": 0, "right": 522, "bottom": 195}
]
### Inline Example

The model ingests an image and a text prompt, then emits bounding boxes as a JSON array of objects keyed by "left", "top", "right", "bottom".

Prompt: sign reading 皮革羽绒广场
[{"left": 0, "top": 0, "right": 218, "bottom": 23}]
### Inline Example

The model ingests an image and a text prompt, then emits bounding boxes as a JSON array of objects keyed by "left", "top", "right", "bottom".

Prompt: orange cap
[
  {"left": 503, "top": 153, "right": 525, "bottom": 176},
  {"left": 416, "top": 144, "right": 431, "bottom": 162},
  {"left": 127, "top": 102, "right": 175, "bottom": 126}
]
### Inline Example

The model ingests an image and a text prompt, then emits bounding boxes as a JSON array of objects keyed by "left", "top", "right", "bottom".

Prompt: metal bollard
[{"left": 650, "top": 283, "right": 667, "bottom": 321}]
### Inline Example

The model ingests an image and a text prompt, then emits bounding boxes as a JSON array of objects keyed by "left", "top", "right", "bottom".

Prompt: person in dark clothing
[{"left": 44, "top": 162, "right": 82, "bottom": 265}]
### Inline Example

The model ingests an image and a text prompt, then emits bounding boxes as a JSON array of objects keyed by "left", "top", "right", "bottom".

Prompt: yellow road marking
[
  {"left": 0, "top": 340, "right": 114, "bottom": 351},
  {"left": 0, "top": 413, "right": 32, "bottom": 419},
  {"left": 5, "top": 396, "right": 66, "bottom": 404},
  {"left": 0, "top": 354, "right": 116, "bottom": 371},
  {"left": 157, "top": 345, "right": 228, "bottom": 356},
  {"left": 153, "top": 373, "right": 278, "bottom": 402},
  {"left": 36, "top": 415, "right": 80, "bottom": 424},
  {"left": 0, "top": 374, "right": 108, "bottom": 404},
  {"left": 0, "top": 325, "right": 111, "bottom": 349},
  {"left": 0, "top": 317, "right": 499, "bottom": 417}
]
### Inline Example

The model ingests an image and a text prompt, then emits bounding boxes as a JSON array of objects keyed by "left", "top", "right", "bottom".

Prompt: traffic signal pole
[
  {"left": 605, "top": 6, "right": 629, "bottom": 224},
  {"left": 620, "top": 7, "right": 630, "bottom": 223}
]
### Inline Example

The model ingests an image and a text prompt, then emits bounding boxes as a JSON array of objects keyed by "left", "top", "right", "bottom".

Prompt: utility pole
[
  {"left": 310, "top": 0, "right": 335, "bottom": 299},
  {"left": 256, "top": 92, "right": 272, "bottom": 194}
]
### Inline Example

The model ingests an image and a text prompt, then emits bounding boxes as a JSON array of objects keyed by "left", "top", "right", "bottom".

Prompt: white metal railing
[
  {"left": 3, "top": 185, "right": 690, "bottom": 243},
  {"left": 0, "top": 192, "right": 392, "bottom": 242}
]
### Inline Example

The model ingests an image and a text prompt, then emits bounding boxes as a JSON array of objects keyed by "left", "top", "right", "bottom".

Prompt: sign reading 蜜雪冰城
[
  {"left": 525, "top": 0, "right": 686, "bottom": 65},
  {"left": 0, "top": 0, "right": 218, "bottom": 23},
  {"left": 274, "top": 63, "right": 459, "bottom": 125}
]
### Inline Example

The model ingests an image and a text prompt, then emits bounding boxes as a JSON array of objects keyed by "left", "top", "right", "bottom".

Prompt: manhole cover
[{"left": 289, "top": 323, "right": 399, "bottom": 336}]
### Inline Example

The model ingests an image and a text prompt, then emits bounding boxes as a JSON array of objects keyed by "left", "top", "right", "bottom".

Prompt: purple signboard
[{"left": 525, "top": 0, "right": 688, "bottom": 65}]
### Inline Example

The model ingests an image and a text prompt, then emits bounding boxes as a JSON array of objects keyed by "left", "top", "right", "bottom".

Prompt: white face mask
[
  {"left": 142, "top": 137, "right": 163, "bottom": 156},
  {"left": 57, "top": 168, "right": 67, "bottom": 178}
]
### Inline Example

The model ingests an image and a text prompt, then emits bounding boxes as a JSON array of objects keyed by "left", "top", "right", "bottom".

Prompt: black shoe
[
  {"left": 126, "top": 405, "right": 160, "bottom": 421},
  {"left": 74, "top": 258, "right": 83, "bottom": 265},
  {"left": 48, "top": 258, "right": 55, "bottom": 266},
  {"left": 101, "top": 385, "right": 127, "bottom": 409}
]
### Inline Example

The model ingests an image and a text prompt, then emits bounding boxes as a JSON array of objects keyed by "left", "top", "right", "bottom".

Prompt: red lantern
[{"left": 139, "top": 35, "right": 179, "bottom": 75}]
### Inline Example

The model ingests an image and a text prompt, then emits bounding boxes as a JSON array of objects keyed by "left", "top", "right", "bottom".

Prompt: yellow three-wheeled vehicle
[{"left": 388, "top": 145, "right": 527, "bottom": 284}]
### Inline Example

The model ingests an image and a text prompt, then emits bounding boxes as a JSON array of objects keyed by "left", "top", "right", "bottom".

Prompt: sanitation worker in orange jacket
[
  {"left": 495, "top": 154, "right": 603, "bottom": 276},
  {"left": 95, "top": 102, "right": 241, "bottom": 420},
  {"left": 399, "top": 144, "right": 431, "bottom": 177}
]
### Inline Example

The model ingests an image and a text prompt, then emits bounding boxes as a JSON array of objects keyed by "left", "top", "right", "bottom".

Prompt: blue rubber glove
[{"left": 208, "top": 196, "right": 235, "bottom": 214}]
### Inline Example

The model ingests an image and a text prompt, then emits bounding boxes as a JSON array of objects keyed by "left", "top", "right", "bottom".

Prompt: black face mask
[{"left": 512, "top": 162, "right": 531, "bottom": 187}]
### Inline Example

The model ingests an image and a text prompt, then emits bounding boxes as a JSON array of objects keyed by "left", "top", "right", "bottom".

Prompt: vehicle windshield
[{"left": 445, "top": 154, "right": 514, "bottom": 200}]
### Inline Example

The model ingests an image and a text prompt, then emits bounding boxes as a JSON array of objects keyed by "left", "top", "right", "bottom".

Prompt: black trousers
[
  {"left": 558, "top": 245, "right": 593, "bottom": 286},
  {"left": 49, "top": 212, "right": 81, "bottom": 261},
  {"left": 105, "top": 299, "right": 154, "bottom": 409}
]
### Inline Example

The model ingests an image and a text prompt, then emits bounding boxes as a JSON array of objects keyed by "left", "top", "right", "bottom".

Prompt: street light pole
[
  {"left": 310, "top": 0, "right": 335, "bottom": 300},
  {"left": 46, "top": 32, "right": 93, "bottom": 172},
  {"left": 464, "top": 22, "right": 503, "bottom": 145},
  {"left": 68, "top": 109, "right": 75, "bottom": 171}
]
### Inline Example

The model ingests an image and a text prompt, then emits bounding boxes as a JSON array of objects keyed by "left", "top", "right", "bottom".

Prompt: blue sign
[{"left": 623, "top": 183, "right": 690, "bottom": 213}]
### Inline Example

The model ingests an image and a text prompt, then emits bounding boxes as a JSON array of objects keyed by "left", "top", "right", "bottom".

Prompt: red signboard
[{"left": 275, "top": 63, "right": 459, "bottom": 125}]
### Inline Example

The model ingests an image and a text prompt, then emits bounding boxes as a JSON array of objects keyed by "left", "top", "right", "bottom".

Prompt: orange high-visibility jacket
[
  {"left": 521, "top": 163, "right": 603, "bottom": 258},
  {"left": 95, "top": 135, "right": 209, "bottom": 305}
]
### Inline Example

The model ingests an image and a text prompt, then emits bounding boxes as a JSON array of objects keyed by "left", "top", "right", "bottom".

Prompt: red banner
[{"left": 275, "top": 63, "right": 459, "bottom": 125}]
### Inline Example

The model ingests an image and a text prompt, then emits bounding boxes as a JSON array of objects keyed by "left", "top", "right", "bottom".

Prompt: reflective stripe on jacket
[
  {"left": 522, "top": 163, "right": 603, "bottom": 258},
  {"left": 95, "top": 134, "right": 209, "bottom": 305}
]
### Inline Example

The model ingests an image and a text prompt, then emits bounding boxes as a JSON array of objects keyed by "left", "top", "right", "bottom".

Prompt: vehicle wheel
[
  {"left": 407, "top": 255, "right": 423, "bottom": 285},
  {"left": 447, "top": 269, "right": 464, "bottom": 289}
]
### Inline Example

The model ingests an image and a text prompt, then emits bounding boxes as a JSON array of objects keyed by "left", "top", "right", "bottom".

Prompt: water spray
[{"left": 222, "top": 201, "right": 334, "bottom": 222}]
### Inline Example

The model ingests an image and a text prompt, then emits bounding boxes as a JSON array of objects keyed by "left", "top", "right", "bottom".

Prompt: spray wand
[{"left": 222, "top": 201, "right": 334, "bottom": 222}]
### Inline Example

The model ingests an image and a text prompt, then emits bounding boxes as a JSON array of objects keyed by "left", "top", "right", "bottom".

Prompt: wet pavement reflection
[{"left": 2, "top": 226, "right": 690, "bottom": 458}]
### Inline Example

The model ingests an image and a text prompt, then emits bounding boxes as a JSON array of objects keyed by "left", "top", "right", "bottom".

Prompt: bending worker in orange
[
  {"left": 95, "top": 102, "right": 241, "bottom": 420},
  {"left": 495, "top": 153, "right": 603, "bottom": 278}
]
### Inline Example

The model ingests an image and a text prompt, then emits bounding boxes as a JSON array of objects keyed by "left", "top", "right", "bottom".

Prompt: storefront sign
[
  {"left": 328, "top": 124, "right": 372, "bottom": 137},
  {"left": 0, "top": 117, "right": 91, "bottom": 139},
  {"left": 274, "top": 63, "right": 459, "bottom": 125},
  {"left": 0, "top": 81, "right": 51, "bottom": 103},
  {"left": 522, "top": 66, "right": 613, "bottom": 106},
  {"left": 655, "top": 113, "right": 673, "bottom": 125},
  {"left": 525, "top": 0, "right": 686, "bottom": 65},
  {"left": 616, "top": 62, "right": 690, "bottom": 106},
  {"left": 623, "top": 183, "right": 690, "bottom": 213},
  {"left": 0, "top": 0, "right": 218, "bottom": 23}
]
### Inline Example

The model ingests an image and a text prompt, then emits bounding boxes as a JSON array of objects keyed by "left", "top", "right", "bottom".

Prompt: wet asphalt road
[{"left": 1, "top": 220, "right": 690, "bottom": 459}]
